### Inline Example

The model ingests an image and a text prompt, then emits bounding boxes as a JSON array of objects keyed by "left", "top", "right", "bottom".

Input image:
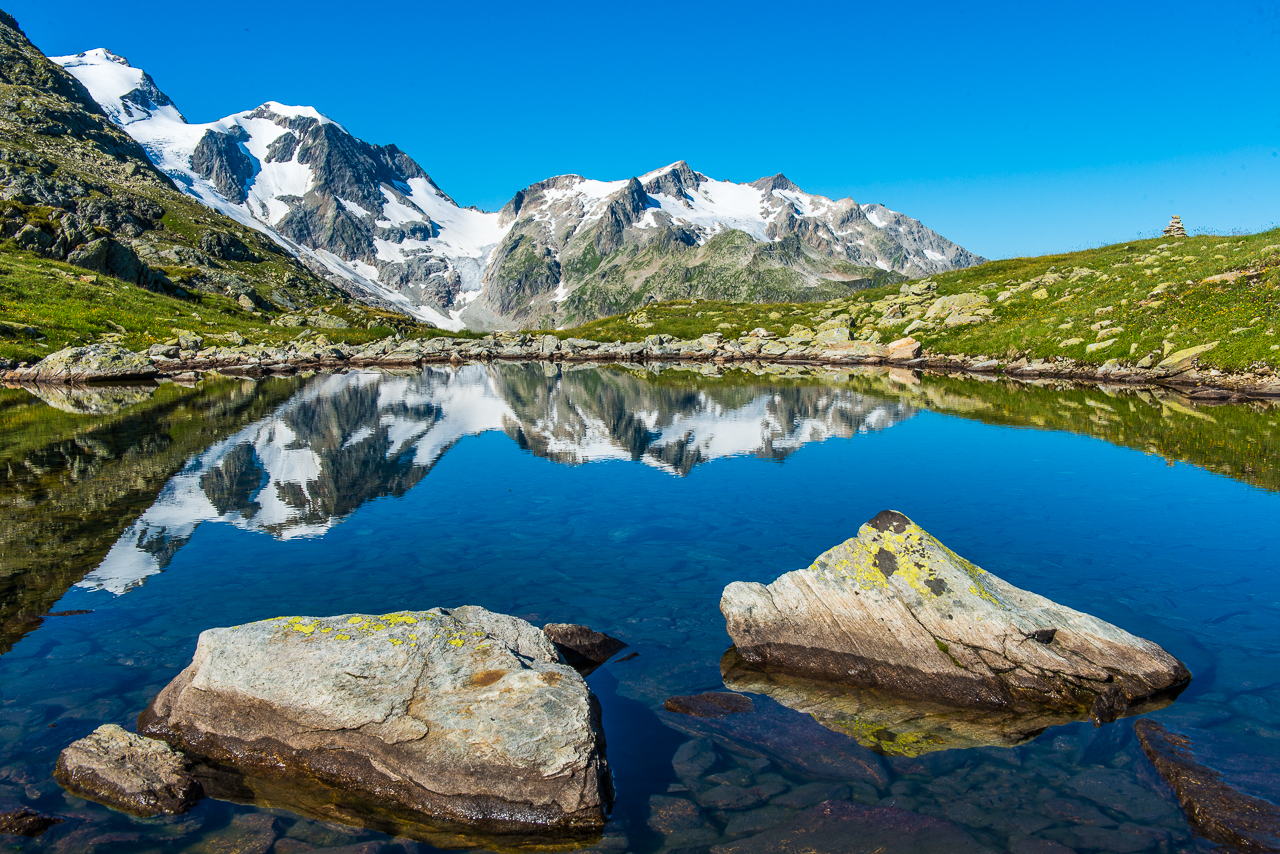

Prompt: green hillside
[{"left": 555, "top": 228, "right": 1280, "bottom": 373}]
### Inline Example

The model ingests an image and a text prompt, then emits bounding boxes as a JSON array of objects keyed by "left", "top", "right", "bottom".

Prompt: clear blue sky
[{"left": 10, "top": 0, "right": 1278, "bottom": 260}]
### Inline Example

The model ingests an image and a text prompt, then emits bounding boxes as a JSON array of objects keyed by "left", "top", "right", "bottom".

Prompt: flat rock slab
[
  {"left": 542, "top": 623, "right": 627, "bottom": 676},
  {"left": 53, "top": 723, "right": 202, "bottom": 816},
  {"left": 138, "top": 606, "right": 611, "bottom": 842},
  {"left": 709, "top": 800, "right": 998, "bottom": 853},
  {"left": 721, "top": 510, "right": 1190, "bottom": 722},
  {"left": 1136, "top": 719, "right": 1280, "bottom": 852}
]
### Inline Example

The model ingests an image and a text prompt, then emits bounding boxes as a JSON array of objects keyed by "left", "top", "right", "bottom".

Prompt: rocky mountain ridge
[
  {"left": 49, "top": 47, "right": 985, "bottom": 331},
  {"left": 0, "top": 12, "right": 367, "bottom": 325}
]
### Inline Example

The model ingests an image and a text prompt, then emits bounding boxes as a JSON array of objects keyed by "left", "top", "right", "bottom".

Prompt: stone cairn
[{"left": 1163, "top": 215, "right": 1187, "bottom": 238}]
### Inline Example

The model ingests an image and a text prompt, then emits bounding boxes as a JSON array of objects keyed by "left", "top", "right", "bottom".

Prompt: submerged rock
[
  {"left": 15, "top": 344, "right": 157, "bottom": 384},
  {"left": 52, "top": 723, "right": 202, "bottom": 817},
  {"left": 721, "top": 510, "right": 1189, "bottom": 723},
  {"left": 137, "top": 607, "right": 611, "bottom": 841},
  {"left": 0, "top": 807, "right": 62, "bottom": 837},
  {"left": 664, "top": 691, "right": 755, "bottom": 718},
  {"left": 710, "top": 800, "right": 997, "bottom": 853},
  {"left": 1135, "top": 720, "right": 1280, "bottom": 852},
  {"left": 542, "top": 623, "right": 627, "bottom": 676}
]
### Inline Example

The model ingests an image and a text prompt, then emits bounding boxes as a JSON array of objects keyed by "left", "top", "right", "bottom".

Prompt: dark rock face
[
  {"left": 709, "top": 800, "right": 998, "bottom": 853},
  {"left": 53, "top": 724, "right": 203, "bottom": 817},
  {"left": 663, "top": 692, "right": 755, "bottom": 718},
  {"left": 0, "top": 807, "right": 62, "bottom": 837},
  {"left": 1135, "top": 720, "right": 1280, "bottom": 852},
  {"left": 190, "top": 129, "right": 254, "bottom": 204},
  {"left": 542, "top": 623, "right": 628, "bottom": 676}
]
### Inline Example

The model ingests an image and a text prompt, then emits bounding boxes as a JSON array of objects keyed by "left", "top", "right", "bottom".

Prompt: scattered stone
[
  {"left": 542, "top": 623, "right": 627, "bottom": 676},
  {"left": 137, "top": 607, "right": 611, "bottom": 838},
  {"left": 52, "top": 723, "right": 202, "bottom": 817},
  {"left": 1135, "top": 719, "right": 1280, "bottom": 852},
  {"left": 1031, "top": 288, "right": 1049, "bottom": 300},
  {"left": 720, "top": 510, "right": 1191, "bottom": 723},
  {"left": 1085, "top": 338, "right": 1116, "bottom": 354},
  {"left": 664, "top": 692, "right": 755, "bottom": 718},
  {"left": 1155, "top": 341, "right": 1219, "bottom": 374},
  {"left": 0, "top": 807, "right": 62, "bottom": 837},
  {"left": 885, "top": 336, "right": 922, "bottom": 361}
]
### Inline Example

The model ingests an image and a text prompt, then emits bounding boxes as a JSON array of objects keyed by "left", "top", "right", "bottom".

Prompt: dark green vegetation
[
  {"left": 0, "top": 251, "right": 469, "bottom": 363},
  {"left": 0, "top": 10, "right": 446, "bottom": 363},
  {"left": 0, "top": 375, "right": 305, "bottom": 656},
  {"left": 557, "top": 229, "right": 1280, "bottom": 373}
]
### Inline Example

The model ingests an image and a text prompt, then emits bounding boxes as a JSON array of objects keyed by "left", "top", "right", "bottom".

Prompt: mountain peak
[
  {"left": 750, "top": 173, "right": 801, "bottom": 193},
  {"left": 51, "top": 48, "right": 183, "bottom": 125}
]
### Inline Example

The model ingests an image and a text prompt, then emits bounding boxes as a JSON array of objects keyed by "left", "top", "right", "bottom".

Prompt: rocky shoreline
[{"left": 4, "top": 331, "right": 1279, "bottom": 399}]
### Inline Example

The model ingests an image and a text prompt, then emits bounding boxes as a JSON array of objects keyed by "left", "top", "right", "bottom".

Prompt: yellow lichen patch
[
  {"left": 292, "top": 622, "right": 317, "bottom": 635},
  {"left": 448, "top": 638, "right": 465, "bottom": 648},
  {"left": 368, "top": 623, "right": 386, "bottom": 631},
  {"left": 347, "top": 616, "right": 364, "bottom": 625},
  {"left": 384, "top": 613, "right": 418, "bottom": 625},
  {"left": 388, "top": 638, "right": 404, "bottom": 646},
  {"left": 319, "top": 627, "right": 332, "bottom": 633},
  {"left": 335, "top": 634, "right": 350, "bottom": 640}
]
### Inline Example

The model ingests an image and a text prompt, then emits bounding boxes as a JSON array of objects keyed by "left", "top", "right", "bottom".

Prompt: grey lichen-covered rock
[
  {"left": 721, "top": 511, "right": 1190, "bottom": 723},
  {"left": 52, "top": 723, "right": 202, "bottom": 816},
  {"left": 15, "top": 344, "right": 157, "bottom": 383},
  {"left": 137, "top": 606, "right": 611, "bottom": 839}
]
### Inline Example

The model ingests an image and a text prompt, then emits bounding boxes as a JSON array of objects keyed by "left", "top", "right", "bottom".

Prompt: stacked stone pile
[{"left": 1163, "top": 216, "right": 1188, "bottom": 238}]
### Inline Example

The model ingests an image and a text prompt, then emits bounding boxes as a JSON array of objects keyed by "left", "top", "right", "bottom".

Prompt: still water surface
[{"left": 1, "top": 364, "right": 1278, "bottom": 853}]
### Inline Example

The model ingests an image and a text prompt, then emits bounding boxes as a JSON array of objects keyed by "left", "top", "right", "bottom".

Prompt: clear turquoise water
[{"left": 2, "top": 365, "right": 1278, "bottom": 853}]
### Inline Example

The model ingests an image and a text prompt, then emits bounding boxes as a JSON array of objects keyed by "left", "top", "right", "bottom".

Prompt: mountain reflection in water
[{"left": 80, "top": 364, "right": 913, "bottom": 594}]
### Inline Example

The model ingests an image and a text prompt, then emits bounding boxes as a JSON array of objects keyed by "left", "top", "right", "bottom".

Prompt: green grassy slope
[{"left": 555, "top": 229, "right": 1280, "bottom": 373}]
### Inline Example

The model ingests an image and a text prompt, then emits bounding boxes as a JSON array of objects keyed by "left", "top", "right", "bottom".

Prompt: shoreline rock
[
  {"left": 52, "top": 723, "right": 202, "bottom": 817},
  {"left": 721, "top": 510, "right": 1191, "bottom": 723},
  {"left": 137, "top": 607, "right": 612, "bottom": 841},
  {"left": 6, "top": 334, "right": 1277, "bottom": 399}
]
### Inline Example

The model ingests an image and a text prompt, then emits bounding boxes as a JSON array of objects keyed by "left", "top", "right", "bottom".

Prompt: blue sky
[{"left": 11, "top": 0, "right": 1278, "bottom": 260}]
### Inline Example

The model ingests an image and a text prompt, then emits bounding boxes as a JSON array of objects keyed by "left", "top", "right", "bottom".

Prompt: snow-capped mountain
[
  {"left": 51, "top": 49, "right": 984, "bottom": 331},
  {"left": 79, "top": 365, "right": 914, "bottom": 593}
]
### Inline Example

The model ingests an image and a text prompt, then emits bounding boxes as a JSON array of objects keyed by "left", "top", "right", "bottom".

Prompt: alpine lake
[{"left": 1, "top": 361, "right": 1278, "bottom": 854}]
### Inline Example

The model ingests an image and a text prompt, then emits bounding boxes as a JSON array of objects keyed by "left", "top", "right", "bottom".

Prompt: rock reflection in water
[
  {"left": 720, "top": 648, "right": 1177, "bottom": 757},
  {"left": 21, "top": 383, "right": 157, "bottom": 415},
  {"left": 80, "top": 364, "right": 913, "bottom": 594}
]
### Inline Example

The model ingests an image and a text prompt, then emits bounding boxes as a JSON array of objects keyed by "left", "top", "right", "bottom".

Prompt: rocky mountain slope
[
  {"left": 50, "top": 48, "right": 984, "bottom": 331},
  {"left": 0, "top": 12, "right": 368, "bottom": 325}
]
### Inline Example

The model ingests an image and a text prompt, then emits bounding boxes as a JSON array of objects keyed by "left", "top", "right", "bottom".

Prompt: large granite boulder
[
  {"left": 721, "top": 511, "right": 1189, "bottom": 723},
  {"left": 52, "top": 723, "right": 202, "bottom": 816},
  {"left": 15, "top": 344, "right": 157, "bottom": 383},
  {"left": 137, "top": 606, "right": 611, "bottom": 841}
]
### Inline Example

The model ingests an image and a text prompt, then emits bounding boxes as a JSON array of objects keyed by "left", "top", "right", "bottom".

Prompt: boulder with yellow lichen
[
  {"left": 720, "top": 511, "right": 1190, "bottom": 723},
  {"left": 137, "top": 606, "right": 611, "bottom": 845}
]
